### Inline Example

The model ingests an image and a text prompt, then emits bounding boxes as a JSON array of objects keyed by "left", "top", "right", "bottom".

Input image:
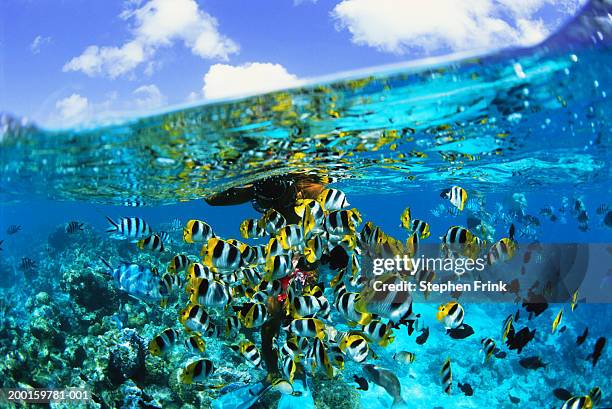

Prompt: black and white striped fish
[
  {"left": 105, "top": 216, "right": 152, "bottom": 242},
  {"left": 179, "top": 304, "right": 213, "bottom": 336},
  {"left": 6, "top": 225, "right": 22, "bottom": 235},
  {"left": 480, "top": 337, "right": 496, "bottom": 363},
  {"left": 231, "top": 340, "right": 261, "bottom": 367},
  {"left": 20, "top": 257, "right": 36, "bottom": 271},
  {"left": 180, "top": 359, "right": 215, "bottom": 384},
  {"left": 148, "top": 328, "right": 180, "bottom": 356},
  {"left": 158, "top": 231, "right": 171, "bottom": 244},
  {"left": 187, "top": 262, "right": 216, "bottom": 281},
  {"left": 316, "top": 188, "right": 350, "bottom": 211},
  {"left": 187, "top": 278, "right": 232, "bottom": 308},
  {"left": 440, "top": 357, "right": 452, "bottom": 394},
  {"left": 184, "top": 335, "right": 206, "bottom": 353},
  {"left": 440, "top": 186, "right": 468, "bottom": 211},
  {"left": 65, "top": 221, "right": 84, "bottom": 234},
  {"left": 137, "top": 234, "right": 165, "bottom": 252}
]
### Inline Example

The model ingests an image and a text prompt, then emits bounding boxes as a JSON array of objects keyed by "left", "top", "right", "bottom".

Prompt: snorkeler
[{"left": 205, "top": 173, "right": 327, "bottom": 224}]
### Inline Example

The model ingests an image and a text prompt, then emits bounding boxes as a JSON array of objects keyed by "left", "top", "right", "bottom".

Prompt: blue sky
[{"left": 0, "top": 0, "right": 586, "bottom": 127}]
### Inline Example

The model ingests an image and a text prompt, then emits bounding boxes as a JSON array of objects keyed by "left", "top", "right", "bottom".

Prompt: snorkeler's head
[{"left": 253, "top": 176, "right": 296, "bottom": 212}]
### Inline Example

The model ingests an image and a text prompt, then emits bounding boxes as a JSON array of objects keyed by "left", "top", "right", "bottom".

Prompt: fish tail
[
  {"left": 105, "top": 216, "right": 118, "bottom": 233},
  {"left": 99, "top": 257, "right": 112, "bottom": 272},
  {"left": 391, "top": 397, "right": 407, "bottom": 409}
]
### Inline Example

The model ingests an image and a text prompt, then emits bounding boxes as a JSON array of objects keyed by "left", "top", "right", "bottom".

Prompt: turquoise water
[{"left": 0, "top": 1, "right": 611, "bottom": 408}]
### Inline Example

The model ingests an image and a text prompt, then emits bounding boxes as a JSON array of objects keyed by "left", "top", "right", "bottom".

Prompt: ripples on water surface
[{"left": 1, "top": 2, "right": 610, "bottom": 205}]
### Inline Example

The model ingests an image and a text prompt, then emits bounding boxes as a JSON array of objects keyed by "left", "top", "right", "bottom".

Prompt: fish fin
[
  {"left": 105, "top": 216, "right": 118, "bottom": 233},
  {"left": 98, "top": 257, "right": 112, "bottom": 271}
]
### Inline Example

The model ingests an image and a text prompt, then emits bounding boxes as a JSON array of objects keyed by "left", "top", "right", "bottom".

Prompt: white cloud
[
  {"left": 331, "top": 0, "right": 585, "bottom": 54},
  {"left": 202, "top": 62, "right": 304, "bottom": 100},
  {"left": 63, "top": 0, "right": 238, "bottom": 78},
  {"left": 133, "top": 84, "right": 166, "bottom": 109},
  {"left": 30, "top": 35, "right": 51, "bottom": 54},
  {"left": 55, "top": 94, "right": 89, "bottom": 121},
  {"left": 63, "top": 41, "right": 146, "bottom": 78}
]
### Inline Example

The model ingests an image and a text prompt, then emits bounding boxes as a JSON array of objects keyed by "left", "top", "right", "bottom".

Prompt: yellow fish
[{"left": 552, "top": 308, "right": 563, "bottom": 333}]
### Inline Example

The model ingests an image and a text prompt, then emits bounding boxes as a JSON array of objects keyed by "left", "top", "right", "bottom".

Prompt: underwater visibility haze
[{"left": 1, "top": 1, "right": 611, "bottom": 408}]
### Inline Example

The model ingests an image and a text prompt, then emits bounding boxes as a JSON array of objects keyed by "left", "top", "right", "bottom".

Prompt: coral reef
[{"left": 108, "top": 329, "right": 147, "bottom": 386}]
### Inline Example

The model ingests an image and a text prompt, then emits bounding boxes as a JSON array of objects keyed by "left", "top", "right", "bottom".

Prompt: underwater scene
[{"left": 1, "top": 1, "right": 612, "bottom": 408}]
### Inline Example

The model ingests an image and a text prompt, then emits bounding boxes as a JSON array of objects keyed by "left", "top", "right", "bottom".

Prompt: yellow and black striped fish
[
  {"left": 264, "top": 254, "right": 292, "bottom": 281},
  {"left": 259, "top": 209, "right": 287, "bottom": 235},
  {"left": 187, "top": 278, "right": 232, "bottom": 308},
  {"left": 184, "top": 335, "right": 206, "bottom": 353},
  {"left": 282, "top": 355, "right": 297, "bottom": 383},
  {"left": 236, "top": 302, "right": 268, "bottom": 328},
  {"left": 266, "top": 237, "right": 287, "bottom": 257},
  {"left": 410, "top": 219, "right": 430, "bottom": 239},
  {"left": 225, "top": 315, "right": 242, "bottom": 338},
  {"left": 187, "top": 262, "right": 216, "bottom": 281},
  {"left": 304, "top": 236, "right": 323, "bottom": 263},
  {"left": 440, "top": 357, "right": 452, "bottom": 394},
  {"left": 183, "top": 219, "right": 214, "bottom": 244},
  {"left": 480, "top": 337, "right": 496, "bottom": 363},
  {"left": 231, "top": 340, "right": 262, "bottom": 367},
  {"left": 501, "top": 314, "right": 514, "bottom": 342},
  {"left": 338, "top": 332, "right": 369, "bottom": 363},
  {"left": 561, "top": 396, "right": 593, "bottom": 409},
  {"left": 487, "top": 237, "right": 517, "bottom": 264},
  {"left": 316, "top": 188, "right": 350, "bottom": 211},
  {"left": 436, "top": 302, "right": 464, "bottom": 330},
  {"left": 290, "top": 295, "right": 323, "bottom": 319},
  {"left": 280, "top": 335, "right": 303, "bottom": 362},
  {"left": 400, "top": 207, "right": 411, "bottom": 230},
  {"left": 240, "top": 218, "right": 265, "bottom": 239},
  {"left": 571, "top": 289, "right": 579, "bottom": 312},
  {"left": 137, "top": 234, "right": 165, "bottom": 252},
  {"left": 360, "top": 221, "right": 385, "bottom": 252},
  {"left": 325, "top": 209, "right": 361, "bottom": 236},
  {"left": 296, "top": 199, "right": 325, "bottom": 237},
  {"left": 306, "top": 338, "right": 334, "bottom": 378},
  {"left": 148, "top": 328, "right": 180, "bottom": 356},
  {"left": 362, "top": 320, "right": 395, "bottom": 347},
  {"left": 200, "top": 237, "right": 243, "bottom": 273},
  {"left": 159, "top": 273, "right": 182, "bottom": 307},
  {"left": 284, "top": 318, "right": 326, "bottom": 340},
  {"left": 442, "top": 226, "right": 476, "bottom": 245},
  {"left": 276, "top": 224, "right": 304, "bottom": 251},
  {"left": 295, "top": 198, "right": 325, "bottom": 222},
  {"left": 441, "top": 186, "right": 468, "bottom": 211},
  {"left": 180, "top": 359, "right": 215, "bottom": 384},
  {"left": 328, "top": 345, "right": 345, "bottom": 370},
  {"left": 179, "top": 304, "right": 213, "bottom": 336},
  {"left": 487, "top": 224, "right": 517, "bottom": 264},
  {"left": 589, "top": 387, "right": 602, "bottom": 407},
  {"left": 168, "top": 254, "right": 189, "bottom": 274},
  {"left": 355, "top": 274, "right": 413, "bottom": 324},
  {"left": 335, "top": 291, "right": 373, "bottom": 326}
]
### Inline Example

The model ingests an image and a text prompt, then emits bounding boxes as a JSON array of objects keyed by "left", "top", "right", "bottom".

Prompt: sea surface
[{"left": 0, "top": 1, "right": 611, "bottom": 408}]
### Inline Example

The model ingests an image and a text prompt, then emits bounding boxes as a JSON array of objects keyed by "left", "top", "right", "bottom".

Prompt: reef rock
[{"left": 108, "top": 329, "right": 147, "bottom": 386}]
